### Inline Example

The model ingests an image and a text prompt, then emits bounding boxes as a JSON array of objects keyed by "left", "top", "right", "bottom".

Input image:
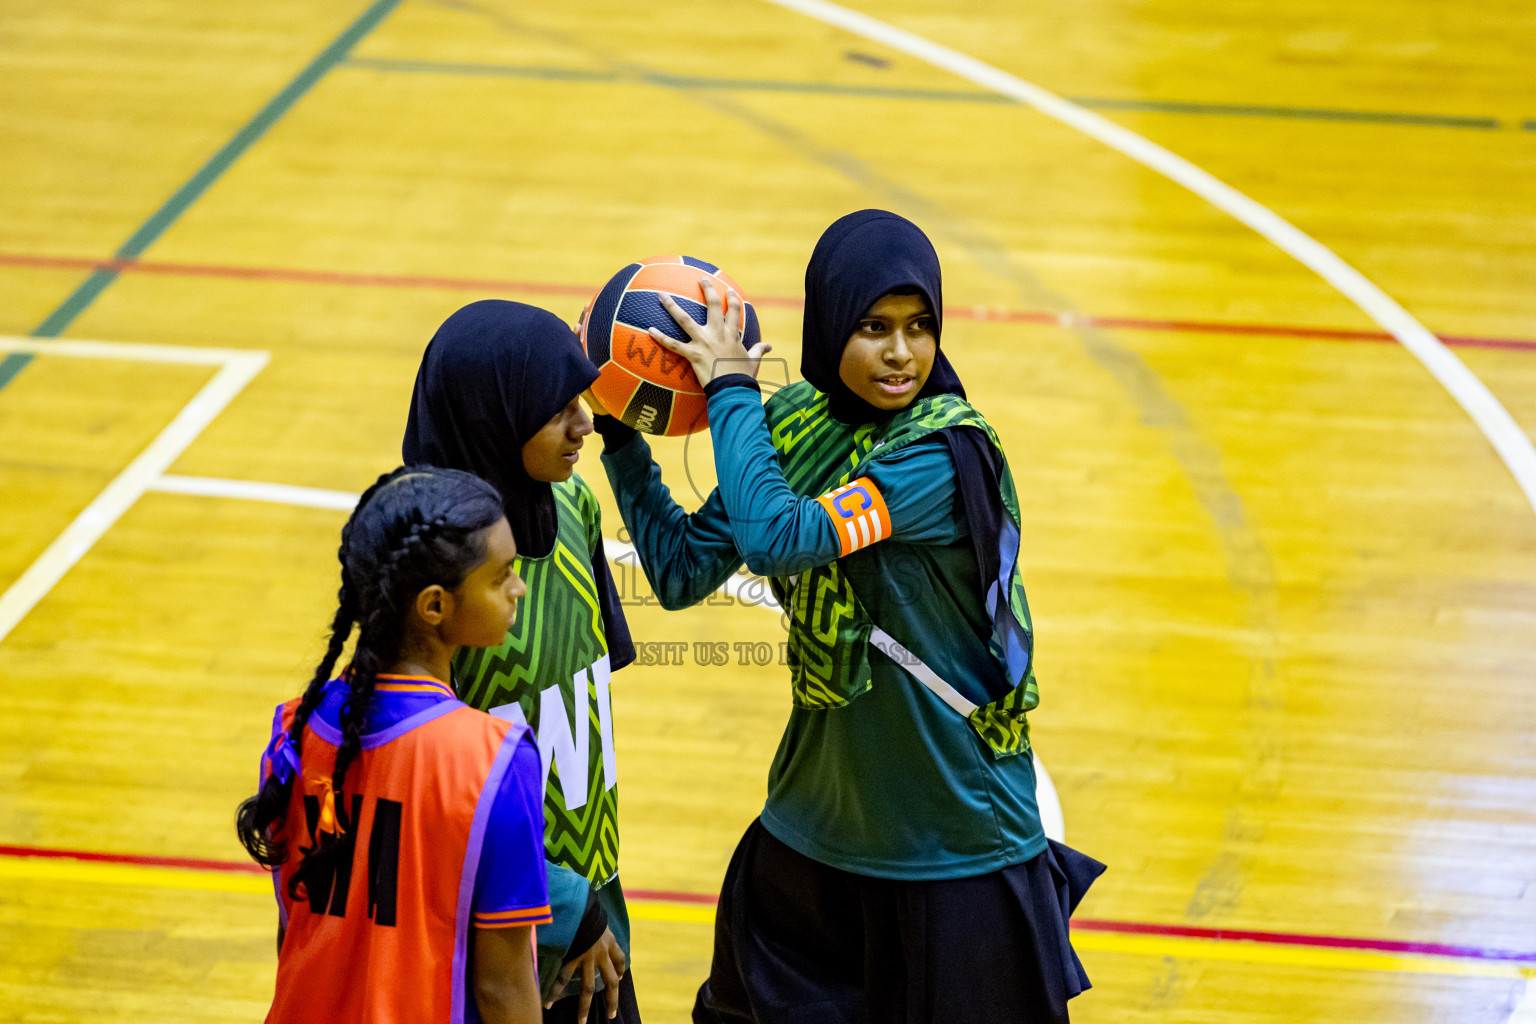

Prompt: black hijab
[
  {"left": 402, "top": 299, "right": 634, "bottom": 668},
  {"left": 801, "top": 209, "right": 965, "bottom": 424},
  {"left": 806, "top": 213, "right": 1021, "bottom": 685}
]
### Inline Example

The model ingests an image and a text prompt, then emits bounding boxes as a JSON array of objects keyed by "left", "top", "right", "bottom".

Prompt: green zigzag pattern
[
  {"left": 765, "top": 384, "right": 1040, "bottom": 756},
  {"left": 766, "top": 385, "right": 874, "bottom": 709},
  {"left": 452, "top": 475, "right": 620, "bottom": 880}
]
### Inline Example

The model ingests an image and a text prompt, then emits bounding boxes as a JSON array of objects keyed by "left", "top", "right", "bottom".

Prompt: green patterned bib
[
  {"left": 765, "top": 381, "right": 1040, "bottom": 758},
  {"left": 453, "top": 476, "right": 620, "bottom": 882}
]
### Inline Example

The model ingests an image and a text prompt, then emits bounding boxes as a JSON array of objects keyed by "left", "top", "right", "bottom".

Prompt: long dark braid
[
  {"left": 235, "top": 466, "right": 503, "bottom": 887},
  {"left": 329, "top": 515, "right": 450, "bottom": 800}
]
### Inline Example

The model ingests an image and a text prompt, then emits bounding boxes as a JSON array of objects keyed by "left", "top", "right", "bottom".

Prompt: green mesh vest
[
  {"left": 453, "top": 475, "right": 620, "bottom": 882},
  {"left": 765, "top": 381, "right": 1040, "bottom": 757}
]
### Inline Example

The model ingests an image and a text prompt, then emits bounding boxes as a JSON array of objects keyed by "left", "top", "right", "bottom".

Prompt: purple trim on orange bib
[
  {"left": 307, "top": 699, "right": 461, "bottom": 750},
  {"left": 451, "top": 724, "right": 529, "bottom": 1024},
  {"left": 263, "top": 703, "right": 292, "bottom": 930}
]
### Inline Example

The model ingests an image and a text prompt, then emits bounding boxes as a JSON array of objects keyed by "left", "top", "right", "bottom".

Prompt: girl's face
[
  {"left": 521, "top": 397, "right": 594, "bottom": 482},
  {"left": 837, "top": 292, "right": 936, "bottom": 412},
  {"left": 440, "top": 517, "right": 526, "bottom": 648}
]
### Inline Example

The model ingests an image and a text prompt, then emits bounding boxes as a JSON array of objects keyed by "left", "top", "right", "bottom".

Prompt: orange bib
[{"left": 264, "top": 697, "right": 525, "bottom": 1024}]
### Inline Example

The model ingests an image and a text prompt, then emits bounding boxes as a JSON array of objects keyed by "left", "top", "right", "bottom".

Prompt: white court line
[
  {"left": 148, "top": 471, "right": 1069, "bottom": 841},
  {"left": 758, "top": 0, "right": 1536, "bottom": 516},
  {"left": 0, "top": 338, "right": 269, "bottom": 644},
  {"left": 0, "top": 337, "right": 253, "bottom": 367},
  {"left": 149, "top": 474, "right": 359, "bottom": 511}
]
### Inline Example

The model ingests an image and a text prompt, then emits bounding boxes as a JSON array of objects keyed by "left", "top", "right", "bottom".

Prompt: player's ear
[{"left": 414, "top": 584, "right": 452, "bottom": 627}]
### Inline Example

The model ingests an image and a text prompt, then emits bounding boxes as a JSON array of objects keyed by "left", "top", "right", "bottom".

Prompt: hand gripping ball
[{"left": 580, "top": 255, "right": 760, "bottom": 436}]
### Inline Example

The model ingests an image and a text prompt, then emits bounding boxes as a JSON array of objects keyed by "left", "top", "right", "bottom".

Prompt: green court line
[
  {"left": 1074, "top": 96, "right": 1497, "bottom": 130},
  {"left": 24, "top": 0, "right": 404, "bottom": 358},
  {"left": 343, "top": 56, "right": 1505, "bottom": 131},
  {"left": 0, "top": 354, "right": 32, "bottom": 392},
  {"left": 344, "top": 56, "right": 1012, "bottom": 103}
]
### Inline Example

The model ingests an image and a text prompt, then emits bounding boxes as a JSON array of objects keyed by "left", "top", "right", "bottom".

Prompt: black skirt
[{"left": 694, "top": 820, "right": 1105, "bottom": 1024}]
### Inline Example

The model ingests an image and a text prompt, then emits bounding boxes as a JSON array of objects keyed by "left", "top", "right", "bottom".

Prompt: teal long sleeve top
[{"left": 602, "top": 378, "right": 1046, "bottom": 879}]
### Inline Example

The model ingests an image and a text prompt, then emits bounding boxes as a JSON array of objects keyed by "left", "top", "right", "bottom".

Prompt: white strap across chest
[{"left": 869, "top": 626, "right": 978, "bottom": 718}]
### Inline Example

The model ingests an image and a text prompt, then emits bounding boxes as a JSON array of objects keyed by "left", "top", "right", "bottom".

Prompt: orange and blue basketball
[{"left": 580, "top": 255, "right": 760, "bottom": 436}]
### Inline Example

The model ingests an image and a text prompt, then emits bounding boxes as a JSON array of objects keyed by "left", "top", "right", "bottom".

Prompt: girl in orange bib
[{"left": 236, "top": 466, "right": 547, "bottom": 1024}]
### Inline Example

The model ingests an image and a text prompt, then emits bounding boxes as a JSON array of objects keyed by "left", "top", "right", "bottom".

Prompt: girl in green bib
[
  {"left": 597, "top": 212, "right": 1104, "bottom": 1022},
  {"left": 404, "top": 300, "right": 639, "bottom": 1024}
]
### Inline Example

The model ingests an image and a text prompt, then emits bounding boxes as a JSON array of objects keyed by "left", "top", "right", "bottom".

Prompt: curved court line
[
  {"left": 759, "top": 0, "right": 1536, "bottom": 516},
  {"left": 143, "top": 473, "right": 1069, "bottom": 841}
]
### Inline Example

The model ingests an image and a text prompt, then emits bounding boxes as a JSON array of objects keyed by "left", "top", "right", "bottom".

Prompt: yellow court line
[
  {"left": 0, "top": 856, "right": 271, "bottom": 896},
  {"left": 627, "top": 899, "right": 716, "bottom": 925},
  {"left": 3, "top": 856, "right": 1530, "bottom": 981}
]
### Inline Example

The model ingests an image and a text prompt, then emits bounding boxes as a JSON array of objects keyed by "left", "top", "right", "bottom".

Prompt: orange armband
[{"left": 815, "top": 477, "right": 892, "bottom": 557}]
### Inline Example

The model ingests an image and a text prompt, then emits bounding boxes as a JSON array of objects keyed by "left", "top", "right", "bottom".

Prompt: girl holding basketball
[
  {"left": 596, "top": 211, "right": 1104, "bottom": 1022},
  {"left": 236, "top": 465, "right": 545, "bottom": 1024},
  {"left": 403, "top": 300, "right": 640, "bottom": 1024}
]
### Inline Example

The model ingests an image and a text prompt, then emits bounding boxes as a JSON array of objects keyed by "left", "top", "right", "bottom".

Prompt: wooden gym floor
[{"left": 2, "top": 1, "right": 1534, "bottom": 1020}]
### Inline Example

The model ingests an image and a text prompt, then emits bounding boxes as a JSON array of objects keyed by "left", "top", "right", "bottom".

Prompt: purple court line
[
  {"left": 3, "top": 251, "right": 1533, "bottom": 353},
  {"left": 3, "top": 842, "right": 1532, "bottom": 964}
]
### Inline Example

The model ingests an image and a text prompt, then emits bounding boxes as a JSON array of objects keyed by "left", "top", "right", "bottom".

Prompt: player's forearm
[
  {"left": 601, "top": 429, "right": 743, "bottom": 608},
  {"left": 473, "top": 925, "right": 542, "bottom": 1024},
  {"left": 473, "top": 976, "right": 540, "bottom": 1024},
  {"left": 704, "top": 378, "right": 840, "bottom": 577}
]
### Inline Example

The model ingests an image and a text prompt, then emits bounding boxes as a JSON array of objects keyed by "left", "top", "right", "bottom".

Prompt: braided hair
[{"left": 235, "top": 465, "right": 504, "bottom": 897}]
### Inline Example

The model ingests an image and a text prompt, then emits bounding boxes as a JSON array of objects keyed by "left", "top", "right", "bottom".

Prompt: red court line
[
  {"left": 625, "top": 887, "right": 720, "bottom": 906},
  {"left": 1066, "top": 918, "right": 1536, "bottom": 965},
  {"left": 3, "top": 251, "right": 1532, "bottom": 353},
  {"left": 0, "top": 841, "right": 267, "bottom": 875},
  {"left": 3, "top": 842, "right": 1533, "bottom": 963}
]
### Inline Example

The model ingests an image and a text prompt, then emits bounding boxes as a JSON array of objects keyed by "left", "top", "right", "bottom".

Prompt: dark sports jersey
[
  {"left": 452, "top": 473, "right": 627, "bottom": 998},
  {"left": 604, "top": 386, "right": 1046, "bottom": 880},
  {"left": 262, "top": 676, "right": 547, "bottom": 1024}
]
